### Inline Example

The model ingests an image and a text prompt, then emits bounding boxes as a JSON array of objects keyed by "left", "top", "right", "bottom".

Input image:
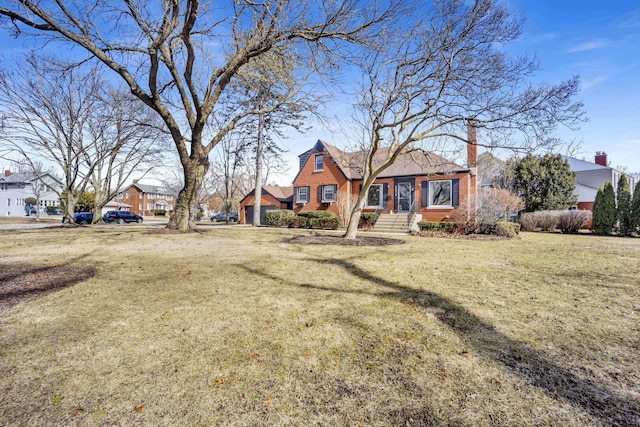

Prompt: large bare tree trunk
[
  {"left": 168, "top": 153, "right": 209, "bottom": 230},
  {"left": 343, "top": 192, "right": 368, "bottom": 239}
]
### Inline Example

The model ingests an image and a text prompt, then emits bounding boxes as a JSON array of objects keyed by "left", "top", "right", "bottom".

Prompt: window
[
  {"left": 17, "top": 198, "right": 24, "bottom": 206},
  {"left": 297, "top": 186, "right": 309, "bottom": 203},
  {"left": 365, "top": 184, "right": 383, "bottom": 208},
  {"left": 314, "top": 154, "right": 324, "bottom": 171},
  {"left": 429, "top": 180, "right": 452, "bottom": 207},
  {"left": 147, "top": 203, "right": 154, "bottom": 210},
  {"left": 7, "top": 199, "right": 10, "bottom": 207},
  {"left": 322, "top": 184, "right": 337, "bottom": 202}
]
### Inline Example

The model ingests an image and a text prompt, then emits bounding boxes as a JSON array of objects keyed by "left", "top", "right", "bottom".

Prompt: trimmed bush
[
  {"left": 288, "top": 212, "right": 341, "bottom": 230},
  {"left": 297, "top": 210, "right": 337, "bottom": 219},
  {"left": 518, "top": 210, "right": 559, "bottom": 231},
  {"left": 418, "top": 221, "right": 519, "bottom": 237},
  {"left": 495, "top": 221, "right": 519, "bottom": 238},
  {"left": 359, "top": 213, "right": 379, "bottom": 230},
  {"left": 153, "top": 209, "right": 167, "bottom": 216},
  {"left": 264, "top": 210, "right": 295, "bottom": 227},
  {"left": 557, "top": 210, "right": 591, "bottom": 234}
]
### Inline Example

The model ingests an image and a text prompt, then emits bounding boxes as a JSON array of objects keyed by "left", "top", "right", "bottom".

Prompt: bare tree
[
  {"left": 0, "top": 55, "right": 165, "bottom": 223},
  {"left": 85, "top": 90, "right": 167, "bottom": 223},
  {"left": 0, "top": 56, "right": 107, "bottom": 223},
  {"left": 0, "top": 0, "right": 396, "bottom": 230},
  {"left": 342, "top": 0, "right": 585, "bottom": 238}
]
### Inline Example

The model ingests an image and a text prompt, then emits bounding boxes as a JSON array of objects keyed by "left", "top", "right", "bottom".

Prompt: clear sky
[
  {"left": 504, "top": 0, "right": 640, "bottom": 172},
  {"left": 1, "top": 1, "right": 639, "bottom": 186}
]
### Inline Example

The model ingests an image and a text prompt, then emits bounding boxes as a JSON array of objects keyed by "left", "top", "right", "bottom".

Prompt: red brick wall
[
  {"left": 239, "top": 193, "right": 283, "bottom": 224},
  {"left": 292, "top": 150, "right": 349, "bottom": 216}
]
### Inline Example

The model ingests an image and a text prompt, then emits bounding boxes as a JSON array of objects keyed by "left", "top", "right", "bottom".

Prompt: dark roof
[
  {"left": 130, "top": 182, "right": 172, "bottom": 195},
  {"left": 241, "top": 185, "right": 294, "bottom": 204},
  {"left": 301, "top": 140, "right": 468, "bottom": 180},
  {"left": 0, "top": 171, "right": 62, "bottom": 186}
]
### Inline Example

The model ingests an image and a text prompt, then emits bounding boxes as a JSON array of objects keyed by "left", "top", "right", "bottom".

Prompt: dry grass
[{"left": 0, "top": 226, "right": 639, "bottom": 426}]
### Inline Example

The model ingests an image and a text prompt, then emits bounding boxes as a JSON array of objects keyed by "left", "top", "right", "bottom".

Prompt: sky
[
  {"left": 269, "top": 0, "right": 640, "bottom": 185},
  {"left": 1, "top": 1, "right": 639, "bottom": 186}
]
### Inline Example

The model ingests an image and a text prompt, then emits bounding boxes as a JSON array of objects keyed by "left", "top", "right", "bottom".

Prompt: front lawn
[{"left": 1, "top": 227, "right": 638, "bottom": 425}]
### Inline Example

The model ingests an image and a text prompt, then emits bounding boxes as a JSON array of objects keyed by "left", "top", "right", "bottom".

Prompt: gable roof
[
  {"left": 240, "top": 185, "right": 294, "bottom": 204},
  {"left": 562, "top": 156, "right": 611, "bottom": 173},
  {"left": 295, "top": 140, "right": 468, "bottom": 182}
]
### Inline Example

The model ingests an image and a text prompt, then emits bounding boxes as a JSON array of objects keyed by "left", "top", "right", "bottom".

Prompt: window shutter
[
  {"left": 293, "top": 187, "right": 297, "bottom": 203},
  {"left": 305, "top": 186, "right": 310, "bottom": 202},
  {"left": 359, "top": 184, "right": 362, "bottom": 192},
  {"left": 383, "top": 183, "right": 389, "bottom": 207},
  {"left": 318, "top": 185, "right": 323, "bottom": 202},
  {"left": 332, "top": 184, "right": 338, "bottom": 201},
  {"left": 421, "top": 180, "right": 429, "bottom": 207},
  {"left": 452, "top": 179, "right": 460, "bottom": 207}
]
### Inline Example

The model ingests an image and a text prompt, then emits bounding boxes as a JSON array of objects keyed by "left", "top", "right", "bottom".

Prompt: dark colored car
[
  {"left": 47, "top": 207, "right": 63, "bottom": 215},
  {"left": 210, "top": 212, "right": 238, "bottom": 222},
  {"left": 74, "top": 212, "right": 94, "bottom": 225},
  {"left": 103, "top": 210, "right": 143, "bottom": 224}
]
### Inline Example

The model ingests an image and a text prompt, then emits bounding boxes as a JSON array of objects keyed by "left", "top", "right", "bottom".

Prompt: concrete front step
[{"left": 373, "top": 213, "right": 420, "bottom": 233}]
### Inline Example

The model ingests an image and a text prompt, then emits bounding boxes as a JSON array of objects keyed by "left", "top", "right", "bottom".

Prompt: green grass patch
[{"left": 0, "top": 227, "right": 638, "bottom": 425}]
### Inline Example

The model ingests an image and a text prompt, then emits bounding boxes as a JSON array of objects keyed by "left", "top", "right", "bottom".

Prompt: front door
[{"left": 395, "top": 180, "right": 414, "bottom": 212}]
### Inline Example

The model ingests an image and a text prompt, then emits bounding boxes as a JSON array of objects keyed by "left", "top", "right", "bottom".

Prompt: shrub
[
  {"left": 616, "top": 175, "right": 632, "bottom": 236},
  {"left": 495, "top": 221, "right": 519, "bottom": 238},
  {"left": 536, "top": 210, "right": 559, "bottom": 231},
  {"left": 557, "top": 210, "right": 591, "bottom": 234},
  {"left": 153, "top": 209, "right": 167, "bottom": 216},
  {"left": 592, "top": 183, "right": 616, "bottom": 235},
  {"left": 518, "top": 212, "right": 538, "bottom": 231},
  {"left": 288, "top": 213, "right": 341, "bottom": 230},
  {"left": 631, "top": 182, "right": 640, "bottom": 236},
  {"left": 359, "top": 213, "right": 379, "bottom": 230},
  {"left": 418, "top": 221, "right": 463, "bottom": 233},
  {"left": 297, "top": 210, "right": 337, "bottom": 219},
  {"left": 264, "top": 210, "right": 295, "bottom": 227},
  {"left": 452, "top": 188, "right": 524, "bottom": 223}
]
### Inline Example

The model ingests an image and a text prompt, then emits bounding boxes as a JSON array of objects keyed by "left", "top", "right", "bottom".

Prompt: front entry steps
[{"left": 373, "top": 213, "right": 422, "bottom": 234}]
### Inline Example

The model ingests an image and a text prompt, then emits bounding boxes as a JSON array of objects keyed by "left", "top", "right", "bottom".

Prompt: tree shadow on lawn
[
  {"left": 239, "top": 259, "right": 639, "bottom": 426},
  {"left": 0, "top": 258, "right": 96, "bottom": 311}
]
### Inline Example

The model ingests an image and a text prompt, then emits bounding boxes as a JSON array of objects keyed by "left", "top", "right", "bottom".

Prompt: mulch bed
[
  {"left": 0, "top": 263, "right": 96, "bottom": 311},
  {"left": 287, "top": 235, "right": 405, "bottom": 246}
]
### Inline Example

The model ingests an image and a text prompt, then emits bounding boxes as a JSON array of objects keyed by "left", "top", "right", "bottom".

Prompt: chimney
[
  {"left": 595, "top": 152, "right": 608, "bottom": 167},
  {"left": 466, "top": 120, "right": 478, "bottom": 169},
  {"left": 4, "top": 170, "right": 10, "bottom": 177},
  {"left": 133, "top": 179, "right": 139, "bottom": 184}
]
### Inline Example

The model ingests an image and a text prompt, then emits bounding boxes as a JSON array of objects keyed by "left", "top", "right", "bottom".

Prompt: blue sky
[
  {"left": 1, "top": 1, "right": 639, "bottom": 185},
  {"left": 503, "top": 0, "right": 640, "bottom": 172}
]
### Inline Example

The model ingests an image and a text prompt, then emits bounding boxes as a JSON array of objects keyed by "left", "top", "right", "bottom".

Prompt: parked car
[
  {"left": 46, "top": 207, "right": 63, "bottom": 215},
  {"left": 73, "top": 212, "right": 94, "bottom": 225},
  {"left": 103, "top": 210, "right": 143, "bottom": 224},
  {"left": 210, "top": 212, "right": 238, "bottom": 222}
]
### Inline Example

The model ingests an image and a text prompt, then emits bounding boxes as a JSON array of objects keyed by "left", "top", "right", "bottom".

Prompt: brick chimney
[
  {"left": 595, "top": 152, "right": 608, "bottom": 167},
  {"left": 466, "top": 120, "right": 478, "bottom": 169},
  {"left": 4, "top": 170, "right": 9, "bottom": 177}
]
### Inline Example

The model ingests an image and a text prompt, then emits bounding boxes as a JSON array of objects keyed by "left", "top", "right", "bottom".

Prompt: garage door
[{"left": 245, "top": 205, "right": 277, "bottom": 225}]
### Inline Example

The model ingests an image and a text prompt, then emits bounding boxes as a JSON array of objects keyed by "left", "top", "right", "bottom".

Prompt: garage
[{"left": 245, "top": 205, "right": 277, "bottom": 225}]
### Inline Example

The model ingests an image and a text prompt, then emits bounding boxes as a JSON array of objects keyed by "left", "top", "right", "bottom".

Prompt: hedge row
[
  {"left": 264, "top": 210, "right": 341, "bottom": 230},
  {"left": 519, "top": 210, "right": 591, "bottom": 234},
  {"left": 417, "top": 221, "right": 521, "bottom": 238}
]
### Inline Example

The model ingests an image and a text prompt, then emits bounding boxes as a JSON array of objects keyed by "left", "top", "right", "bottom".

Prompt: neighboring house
[
  {"left": 563, "top": 152, "right": 637, "bottom": 211},
  {"left": 101, "top": 200, "right": 132, "bottom": 216},
  {"left": 112, "top": 180, "right": 175, "bottom": 216},
  {"left": 243, "top": 126, "right": 478, "bottom": 231},
  {"left": 239, "top": 185, "right": 294, "bottom": 224},
  {"left": 0, "top": 170, "right": 61, "bottom": 217}
]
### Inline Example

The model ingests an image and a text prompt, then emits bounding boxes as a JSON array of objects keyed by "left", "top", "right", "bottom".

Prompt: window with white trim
[
  {"left": 365, "top": 184, "right": 383, "bottom": 208},
  {"left": 314, "top": 154, "right": 324, "bottom": 171},
  {"left": 297, "top": 186, "right": 309, "bottom": 203},
  {"left": 322, "top": 184, "right": 337, "bottom": 202},
  {"left": 429, "top": 180, "right": 452, "bottom": 207}
]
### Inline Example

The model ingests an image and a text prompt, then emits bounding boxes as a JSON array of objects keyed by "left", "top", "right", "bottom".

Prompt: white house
[
  {"left": 0, "top": 170, "right": 61, "bottom": 217},
  {"left": 563, "top": 152, "right": 636, "bottom": 210}
]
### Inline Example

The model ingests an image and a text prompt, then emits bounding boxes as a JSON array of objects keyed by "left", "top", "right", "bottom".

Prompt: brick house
[
  {"left": 242, "top": 127, "right": 478, "bottom": 230},
  {"left": 239, "top": 185, "right": 294, "bottom": 224},
  {"left": 112, "top": 181, "right": 175, "bottom": 216}
]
